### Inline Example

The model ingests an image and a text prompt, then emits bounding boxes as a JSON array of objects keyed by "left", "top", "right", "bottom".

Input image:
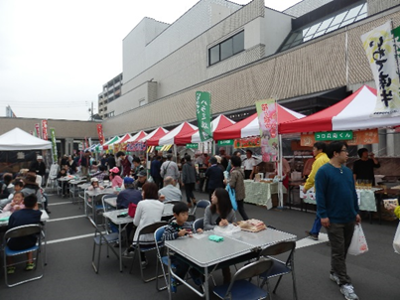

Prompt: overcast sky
[{"left": 0, "top": 0, "right": 301, "bottom": 121}]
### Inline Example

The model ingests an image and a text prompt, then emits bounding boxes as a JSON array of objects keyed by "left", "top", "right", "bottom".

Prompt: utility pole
[{"left": 91, "top": 102, "right": 94, "bottom": 121}]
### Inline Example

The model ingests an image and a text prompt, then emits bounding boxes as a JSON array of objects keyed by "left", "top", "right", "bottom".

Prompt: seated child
[
  {"left": 87, "top": 178, "right": 104, "bottom": 203},
  {"left": 7, "top": 194, "right": 42, "bottom": 274},
  {"left": 163, "top": 202, "right": 203, "bottom": 293},
  {"left": 87, "top": 178, "right": 104, "bottom": 191},
  {"left": 3, "top": 191, "right": 25, "bottom": 213},
  {"left": 0, "top": 179, "right": 24, "bottom": 210}
]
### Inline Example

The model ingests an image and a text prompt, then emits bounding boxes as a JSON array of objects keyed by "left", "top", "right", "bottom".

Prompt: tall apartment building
[{"left": 98, "top": 73, "right": 123, "bottom": 119}]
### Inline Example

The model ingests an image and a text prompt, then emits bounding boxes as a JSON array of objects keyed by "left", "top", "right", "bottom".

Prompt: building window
[
  {"left": 209, "top": 31, "right": 244, "bottom": 66},
  {"left": 280, "top": 2, "right": 367, "bottom": 51}
]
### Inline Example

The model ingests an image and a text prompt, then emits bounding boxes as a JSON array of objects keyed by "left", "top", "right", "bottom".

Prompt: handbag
[
  {"left": 348, "top": 224, "right": 368, "bottom": 256},
  {"left": 226, "top": 184, "right": 238, "bottom": 211},
  {"left": 128, "top": 202, "right": 137, "bottom": 218},
  {"left": 393, "top": 221, "right": 400, "bottom": 254}
]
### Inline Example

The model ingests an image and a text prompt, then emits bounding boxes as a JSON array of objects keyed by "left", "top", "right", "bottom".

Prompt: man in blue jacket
[{"left": 315, "top": 141, "right": 361, "bottom": 300}]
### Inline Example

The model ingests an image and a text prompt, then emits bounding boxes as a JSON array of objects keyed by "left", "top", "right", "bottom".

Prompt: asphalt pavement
[{"left": 0, "top": 189, "right": 399, "bottom": 300}]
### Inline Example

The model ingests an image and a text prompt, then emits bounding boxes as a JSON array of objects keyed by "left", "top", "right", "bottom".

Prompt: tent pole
[{"left": 278, "top": 134, "right": 284, "bottom": 208}]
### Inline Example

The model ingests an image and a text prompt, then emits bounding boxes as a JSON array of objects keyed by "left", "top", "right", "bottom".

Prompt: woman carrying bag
[{"left": 225, "top": 155, "right": 248, "bottom": 220}]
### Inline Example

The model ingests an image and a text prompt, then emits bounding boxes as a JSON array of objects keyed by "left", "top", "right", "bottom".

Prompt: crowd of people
[{"left": 1, "top": 141, "right": 395, "bottom": 300}]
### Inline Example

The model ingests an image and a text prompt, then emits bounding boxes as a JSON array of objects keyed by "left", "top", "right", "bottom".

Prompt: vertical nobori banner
[
  {"left": 255, "top": 99, "right": 278, "bottom": 162},
  {"left": 34, "top": 123, "right": 41, "bottom": 138},
  {"left": 361, "top": 21, "right": 400, "bottom": 116},
  {"left": 41, "top": 120, "right": 48, "bottom": 140},
  {"left": 50, "top": 128, "right": 58, "bottom": 163},
  {"left": 196, "top": 91, "right": 212, "bottom": 142},
  {"left": 97, "top": 124, "right": 105, "bottom": 145}
]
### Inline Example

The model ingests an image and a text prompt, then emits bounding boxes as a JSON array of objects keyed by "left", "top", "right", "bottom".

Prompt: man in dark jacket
[
  {"left": 150, "top": 156, "right": 163, "bottom": 188},
  {"left": 205, "top": 157, "right": 224, "bottom": 200}
]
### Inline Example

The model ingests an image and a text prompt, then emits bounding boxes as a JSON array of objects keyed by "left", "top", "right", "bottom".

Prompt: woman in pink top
[
  {"left": 109, "top": 167, "right": 123, "bottom": 188},
  {"left": 3, "top": 192, "right": 25, "bottom": 213}
]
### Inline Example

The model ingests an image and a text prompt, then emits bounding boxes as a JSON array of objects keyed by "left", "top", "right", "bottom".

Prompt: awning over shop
[
  {"left": 175, "top": 114, "right": 235, "bottom": 144},
  {"left": 213, "top": 104, "right": 305, "bottom": 141},
  {"left": 279, "top": 85, "right": 400, "bottom": 134},
  {"left": 147, "top": 122, "right": 198, "bottom": 146}
]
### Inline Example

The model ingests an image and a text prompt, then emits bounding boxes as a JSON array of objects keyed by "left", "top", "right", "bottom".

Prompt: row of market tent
[{"left": 88, "top": 85, "right": 400, "bottom": 153}]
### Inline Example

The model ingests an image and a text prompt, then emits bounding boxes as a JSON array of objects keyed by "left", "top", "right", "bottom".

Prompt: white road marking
[
  {"left": 46, "top": 215, "right": 86, "bottom": 222},
  {"left": 49, "top": 201, "right": 74, "bottom": 206},
  {"left": 47, "top": 233, "right": 95, "bottom": 244},
  {"left": 296, "top": 233, "right": 329, "bottom": 249}
]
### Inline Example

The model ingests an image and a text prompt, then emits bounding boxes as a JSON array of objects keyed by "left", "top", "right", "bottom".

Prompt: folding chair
[
  {"left": 101, "top": 194, "right": 117, "bottom": 231},
  {"left": 191, "top": 199, "right": 210, "bottom": 215},
  {"left": 213, "top": 258, "right": 273, "bottom": 300},
  {"left": 258, "top": 241, "right": 297, "bottom": 300},
  {"left": 91, "top": 224, "right": 119, "bottom": 273},
  {"left": 154, "top": 225, "right": 170, "bottom": 291},
  {"left": 2, "top": 224, "right": 44, "bottom": 287},
  {"left": 129, "top": 221, "right": 167, "bottom": 282},
  {"left": 193, "top": 217, "right": 204, "bottom": 232}
]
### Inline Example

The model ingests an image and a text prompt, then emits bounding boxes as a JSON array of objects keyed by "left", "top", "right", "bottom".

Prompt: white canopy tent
[{"left": 0, "top": 128, "right": 52, "bottom": 150}]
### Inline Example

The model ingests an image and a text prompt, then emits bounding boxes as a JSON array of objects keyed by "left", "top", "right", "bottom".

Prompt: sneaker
[
  {"left": 340, "top": 284, "right": 359, "bottom": 300},
  {"left": 330, "top": 272, "right": 340, "bottom": 285},
  {"left": 7, "top": 266, "right": 15, "bottom": 274},
  {"left": 25, "top": 263, "right": 35, "bottom": 271},
  {"left": 305, "top": 230, "right": 318, "bottom": 240},
  {"left": 170, "top": 278, "right": 177, "bottom": 293},
  {"left": 122, "top": 247, "right": 135, "bottom": 257}
]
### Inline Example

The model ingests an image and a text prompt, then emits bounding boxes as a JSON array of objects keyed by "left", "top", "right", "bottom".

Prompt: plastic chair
[
  {"left": 193, "top": 217, "right": 204, "bottom": 232},
  {"left": 213, "top": 258, "right": 273, "bottom": 300},
  {"left": 191, "top": 199, "right": 210, "bottom": 215},
  {"left": 129, "top": 221, "right": 167, "bottom": 283},
  {"left": 2, "top": 224, "right": 44, "bottom": 287},
  {"left": 91, "top": 224, "right": 119, "bottom": 273},
  {"left": 258, "top": 241, "right": 297, "bottom": 300}
]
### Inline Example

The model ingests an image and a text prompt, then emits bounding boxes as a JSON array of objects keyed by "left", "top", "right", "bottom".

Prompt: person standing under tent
[
  {"left": 353, "top": 148, "right": 380, "bottom": 186},
  {"left": 242, "top": 150, "right": 258, "bottom": 179},
  {"left": 303, "top": 142, "right": 329, "bottom": 240}
]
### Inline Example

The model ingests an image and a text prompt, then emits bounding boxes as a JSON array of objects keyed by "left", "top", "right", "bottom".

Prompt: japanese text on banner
[
  {"left": 41, "top": 120, "right": 48, "bottom": 140},
  {"left": 255, "top": 99, "right": 278, "bottom": 162},
  {"left": 196, "top": 91, "right": 212, "bottom": 142},
  {"left": 35, "top": 123, "right": 41, "bottom": 138},
  {"left": 50, "top": 128, "right": 58, "bottom": 163},
  {"left": 361, "top": 21, "right": 400, "bottom": 116},
  {"left": 97, "top": 124, "right": 105, "bottom": 144}
]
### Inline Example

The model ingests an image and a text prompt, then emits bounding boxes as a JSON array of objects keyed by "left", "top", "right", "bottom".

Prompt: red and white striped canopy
[
  {"left": 113, "top": 133, "right": 131, "bottom": 145},
  {"left": 126, "top": 130, "right": 147, "bottom": 143},
  {"left": 147, "top": 122, "right": 198, "bottom": 146},
  {"left": 279, "top": 85, "right": 400, "bottom": 134},
  {"left": 213, "top": 104, "right": 305, "bottom": 141},
  {"left": 140, "top": 127, "right": 168, "bottom": 144},
  {"left": 175, "top": 114, "right": 236, "bottom": 144}
]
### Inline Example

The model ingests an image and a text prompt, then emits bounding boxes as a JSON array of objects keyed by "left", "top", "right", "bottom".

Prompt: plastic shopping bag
[
  {"left": 225, "top": 184, "right": 238, "bottom": 211},
  {"left": 393, "top": 221, "right": 400, "bottom": 254},
  {"left": 348, "top": 224, "right": 369, "bottom": 256}
]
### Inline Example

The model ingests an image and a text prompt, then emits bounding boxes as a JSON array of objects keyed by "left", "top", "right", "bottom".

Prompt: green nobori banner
[
  {"left": 217, "top": 139, "right": 233, "bottom": 146},
  {"left": 186, "top": 143, "right": 198, "bottom": 149},
  {"left": 315, "top": 131, "right": 353, "bottom": 141},
  {"left": 196, "top": 91, "right": 212, "bottom": 142},
  {"left": 50, "top": 128, "right": 58, "bottom": 163}
]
